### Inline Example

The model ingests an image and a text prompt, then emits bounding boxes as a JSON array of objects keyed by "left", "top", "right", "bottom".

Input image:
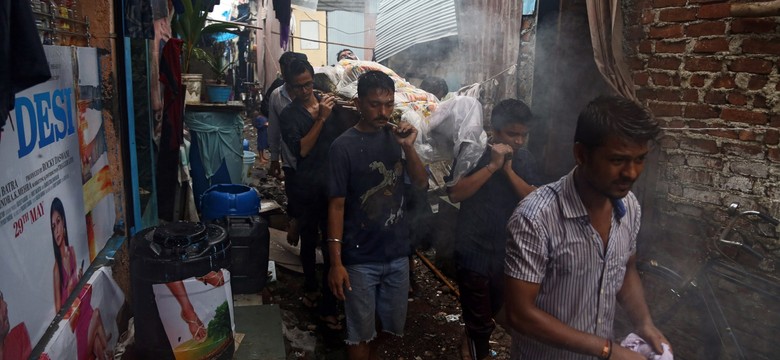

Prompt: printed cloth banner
[{"left": 0, "top": 45, "right": 117, "bottom": 358}]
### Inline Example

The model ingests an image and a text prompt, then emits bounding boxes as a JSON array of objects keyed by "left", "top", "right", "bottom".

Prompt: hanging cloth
[
  {"left": 157, "top": 38, "right": 185, "bottom": 221},
  {"left": 273, "top": 0, "right": 291, "bottom": 48},
  {"left": 124, "top": 0, "right": 155, "bottom": 39},
  {"left": 0, "top": 0, "right": 51, "bottom": 137}
]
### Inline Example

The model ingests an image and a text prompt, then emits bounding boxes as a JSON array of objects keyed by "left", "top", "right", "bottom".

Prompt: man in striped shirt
[{"left": 504, "top": 96, "right": 670, "bottom": 360}]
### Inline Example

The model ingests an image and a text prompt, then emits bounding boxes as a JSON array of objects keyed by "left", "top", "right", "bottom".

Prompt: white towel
[{"left": 620, "top": 333, "right": 673, "bottom": 360}]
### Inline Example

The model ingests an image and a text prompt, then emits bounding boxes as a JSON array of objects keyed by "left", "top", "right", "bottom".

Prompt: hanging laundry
[
  {"left": 273, "top": 0, "right": 292, "bottom": 48},
  {"left": 0, "top": 0, "right": 51, "bottom": 138}
]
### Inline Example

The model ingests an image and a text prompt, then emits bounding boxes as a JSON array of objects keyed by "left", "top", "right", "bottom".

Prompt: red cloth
[
  {"left": 159, "top": 38, "right": 184, "bottom": 151},
  {"left": 3, "top": 323, "right": 32, "bottom": 360}
]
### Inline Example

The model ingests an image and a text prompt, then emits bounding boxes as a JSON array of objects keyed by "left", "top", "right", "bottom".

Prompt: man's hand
[
  {"left": 489, "top": 143, "right": 512, "bottom": 171},
  {"left": 610, "top": 345, "right": 650, "bottom": 360},
  {"left": 269, "top": 161, "right": 282, "bottom": 178},
  {"left": 318, "top": 94, "right": 336, "bottom": 121},
  {"left": 392, "top": 121, "right": 417, "bottom": 148},
  {"left": 637, "top": 322, "right": 671, "bottom": 355},
  {"left": 328, "top": 265, "right": 351, "bottom": 300}
]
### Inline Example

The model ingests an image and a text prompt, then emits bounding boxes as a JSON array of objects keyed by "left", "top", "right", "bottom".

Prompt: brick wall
[
  {"left": 623, "top": 0, "right": 779, "bottom": 254},
  {"left": 622, "top": 1, "right": 780, "bottom": 357}
]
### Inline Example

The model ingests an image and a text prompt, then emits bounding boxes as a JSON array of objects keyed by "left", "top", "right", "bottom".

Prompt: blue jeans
[{"left": 343, "top": 257, "right": 409, "bottom": 345}]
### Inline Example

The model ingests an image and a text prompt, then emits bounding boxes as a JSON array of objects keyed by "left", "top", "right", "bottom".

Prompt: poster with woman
[{"left": 0, "top": 45, "right": 89, "bottom": 349}]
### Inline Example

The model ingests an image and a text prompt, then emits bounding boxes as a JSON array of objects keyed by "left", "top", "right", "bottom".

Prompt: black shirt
[{"left": 453, "top": 147, "right": 541, "bottom": 276}]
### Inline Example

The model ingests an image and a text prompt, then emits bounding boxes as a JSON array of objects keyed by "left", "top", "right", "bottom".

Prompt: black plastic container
[
  {"left": 130, "top": 221, "right": 233, "bottom": 360},
  {"left": 220, "top": 215, "right": 270, "bottom": 294}
]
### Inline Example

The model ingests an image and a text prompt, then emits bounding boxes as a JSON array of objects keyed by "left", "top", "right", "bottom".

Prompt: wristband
[
  {"left": 599, "top": 339, "right": 612, "bottom": 360},
  {"left": 326, "top": 238, "right": 342, "bottom": 243},
  {"left": 485, "top": 164, "right": 496, "bottom": 174}
]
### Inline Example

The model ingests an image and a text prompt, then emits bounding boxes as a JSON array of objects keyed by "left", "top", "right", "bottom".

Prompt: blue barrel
[
  {"left": 189, "top": 130, "right": 233, "bottom": 209},
  {"left": 200, "top": 184, "right": 260, "bottom": 222},
  {"left": 130, "top": 222, "right": 234, "bottom": 360}
]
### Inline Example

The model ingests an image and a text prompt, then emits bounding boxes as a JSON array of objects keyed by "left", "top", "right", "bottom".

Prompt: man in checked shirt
[{"left": 504, "top": 95, "right": 671, "bottom": 360}]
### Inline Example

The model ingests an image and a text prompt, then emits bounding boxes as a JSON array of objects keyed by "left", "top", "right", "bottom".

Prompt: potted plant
[
  {"left": 194, "top": 45, "right": 236, "bottom": 103},
  {"left": 171, "top": 0, "right": 239, "bottom": 104}
]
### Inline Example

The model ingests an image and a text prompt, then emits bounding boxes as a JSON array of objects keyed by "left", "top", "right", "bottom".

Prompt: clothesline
[
  {"left": 661, "top": 126, "right": 777, "bottom": 131},
  {"left": 480, "top": 63, "right": 518, "bottom": 85},
  {"left": 270, "top": 31, "right": 374, "bottom": 50}
]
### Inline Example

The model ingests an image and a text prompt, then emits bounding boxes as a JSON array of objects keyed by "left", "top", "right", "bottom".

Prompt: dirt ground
[{"left": 243, "top": 117, "right": 512, "bottom": 360}]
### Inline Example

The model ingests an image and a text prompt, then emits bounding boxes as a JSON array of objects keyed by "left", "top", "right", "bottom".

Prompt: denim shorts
[{"left": 344, "top": 256, "right": 409, "bottom": 345}]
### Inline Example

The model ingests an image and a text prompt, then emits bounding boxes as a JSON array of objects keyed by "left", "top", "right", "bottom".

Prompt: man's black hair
[
  {"left": 357, "top": 70, "right": 394, "bottom": 98},
  {"left": 574, "top": 95, "right": 659, "bottom": 148},
  {"left": 336, "top": 48, "right": 354, "bottom": 62},
  {"left": 283, "top": 58, "right": 314, "bottom": 84},
  {"left": 419, "top": 76, "right": 448, "bottom": 100},
  {"left": 279, "top": 52, "right": 308, "bottom": 76},
  {"left": 491, "top": 99, "right": 532, "bottom": 131}
]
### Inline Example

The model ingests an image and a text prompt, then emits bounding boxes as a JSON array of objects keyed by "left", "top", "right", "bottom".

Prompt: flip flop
[
  {"left": 318, "top": 315, "right": 344, "bottom": 331},
  {"left": 302, "top": 292, "right": 319, "bottom": 309}
]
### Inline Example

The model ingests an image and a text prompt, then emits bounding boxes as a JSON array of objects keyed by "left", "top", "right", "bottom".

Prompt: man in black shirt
[
  {"left": 447, "top": 99, "right": 541, "bottom": 359},
  {"left": 279, "top": 58, "right": 343, "bottom": 329},
  {"left": 327, "top": 71, "right": 428, "bottom": 359}
]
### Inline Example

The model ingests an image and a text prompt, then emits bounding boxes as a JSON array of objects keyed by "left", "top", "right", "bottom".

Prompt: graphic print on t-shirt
[{"left": 360, "top": 160, "right": 404, "bottom": 227}]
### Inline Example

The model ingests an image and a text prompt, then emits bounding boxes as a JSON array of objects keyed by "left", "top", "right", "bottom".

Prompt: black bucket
[{"left": 130, "top": 221, "right": 234, "bottom": 360}]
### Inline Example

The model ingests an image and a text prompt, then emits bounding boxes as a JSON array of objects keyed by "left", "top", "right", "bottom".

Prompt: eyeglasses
[{"left": 289, "top": 81, "right": 314, "bottom": 91}]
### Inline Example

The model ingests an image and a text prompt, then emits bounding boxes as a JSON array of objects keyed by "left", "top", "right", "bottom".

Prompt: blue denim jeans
[{"left": 343, "top": 257, "right": 409, "bottom": 344}]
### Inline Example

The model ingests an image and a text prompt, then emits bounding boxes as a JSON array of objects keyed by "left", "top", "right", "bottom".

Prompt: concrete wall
[{"left": 292, "top": 6, "right": 328, "bottom": 67}]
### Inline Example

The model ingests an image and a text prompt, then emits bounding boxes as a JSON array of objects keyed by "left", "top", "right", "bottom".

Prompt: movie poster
[{"left": 0, "top": 46, "right": 118, "bottom": 358}]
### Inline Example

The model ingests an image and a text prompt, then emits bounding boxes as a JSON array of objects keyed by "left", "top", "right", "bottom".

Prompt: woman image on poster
[{"left": 51, "top": 197, "right": 83, "bottom": 312}]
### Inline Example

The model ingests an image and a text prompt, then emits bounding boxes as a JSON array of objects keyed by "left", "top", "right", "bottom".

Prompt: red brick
[
  {"left": 665, "top": 119, "right": 686, "bottom": 128},
  {"left": 721, "top": 108, "right": 768, "bottom": 125},
  {"left": 649, "top": 102, "right": 684, "bottom": 116},
  {"left": 726, "top": 92, "right": 748, "bottom": 106},
  {"left": 689, "top": 74, "right": 708, "bottom": 87},
  {"left": 738, "top": 130, "right": 758, "bottom": 141},
  {"left": 771, "top": 116, "right": 780, "bottom": 127},
  {"left": 742, "top": 38, "right": 780, "bottom": 55},
  {"left": 728, "top": 58, "right": 773, "bottom": 74},
  {"left": 731, "top": 19, "right": 778, "bottom": 34},
  {"left": 634, "top": 72, "right": 650, "bottom": 86},
  {"left": 765, "top": 130, "right": 780, "bottom": 145},
  {"left": 689, "top": 120, "right": 708, "bottom": 128},
  {"left": 653, "top": 0, "right": 687, "bottom": 7},
  {"left": 656, "top": 88, "right": 682, "bottom": 101},
  {"left": 705, "top": 91, "right": 727, "bottom": 105},
  {"left": 682, "top": 89, "right": 699, "bottom": 102},
  {"left": 638, "top": 40, "right": 653, "bottom": 54},
  {"left": 686, "top": 104, "right": 719, "bottom": 119},
  {"left": 656, "top": 40, "right": 688, "bottom": 53},
  {"left": 754, "top": 94, "right": 768, "bottom": 108},
  {"left": 693, "top": 37, "right": 730, "bottom": 53},
  {"left": 649, "top": 24, "right": 684, "bottom": 39},
  {"left": 686, "top": 21, "right": 727, "bottom": 37},
  {"left": 769, "top": 148, "right": 780, "bottom": 162},
  {"left": 684, "top": 57, "right": 721, "bottom": 71},
  {"left": 707, "top": 129, "right": 739, "bottom": 140},
  {"left": 648, "top": 57, "right": 682, "bottom": 70},
  {"left": 712, "top": 75, "right": 736, "bottom": 89},
  {"left": 748, "top": 76, "right": 768, "bottom": 90},
  {"left": 660, "top": 8, "right": 698, "bottom": 22},
  {"left": 697, "top": 3, "right": 731, "bottom": 19},
  {"left": 681, "top": 138, "right": 719, "bottom": 154},
  {"left": 628, "top": 57, "right": 646, "bottom": 71},
  {"left": 651, "top": 72, "right": 676, "bottom": 86},
  {"left": 659, "top": 137, "right": 679, "bottom": 150},
  {"left": 642, "top": 9, "right": 656, "bottom": 24}
]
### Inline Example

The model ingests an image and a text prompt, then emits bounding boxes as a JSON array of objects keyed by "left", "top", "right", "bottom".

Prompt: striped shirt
[{"left": 504, "top": 168, "right": 640, "bottom": 360}]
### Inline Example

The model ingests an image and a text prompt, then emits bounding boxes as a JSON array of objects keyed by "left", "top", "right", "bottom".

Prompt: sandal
[
  {"left": 182, "top": 313, "right": 207, "bottom": 343},
  {"left": 301, "top": 292, "right": 319, "bottom": 309},
  {"left": 318, "top": 315, "right": 344, "bottom": 331}
]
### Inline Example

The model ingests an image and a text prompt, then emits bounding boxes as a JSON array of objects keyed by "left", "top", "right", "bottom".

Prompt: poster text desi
[{"left": 13, "top": 87, "right": 76, "bottom": 158}]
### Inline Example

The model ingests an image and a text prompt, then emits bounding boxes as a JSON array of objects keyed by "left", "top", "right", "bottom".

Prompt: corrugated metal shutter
[{"left": 374, "top": 0, "right": 458, "bottom": 62}]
